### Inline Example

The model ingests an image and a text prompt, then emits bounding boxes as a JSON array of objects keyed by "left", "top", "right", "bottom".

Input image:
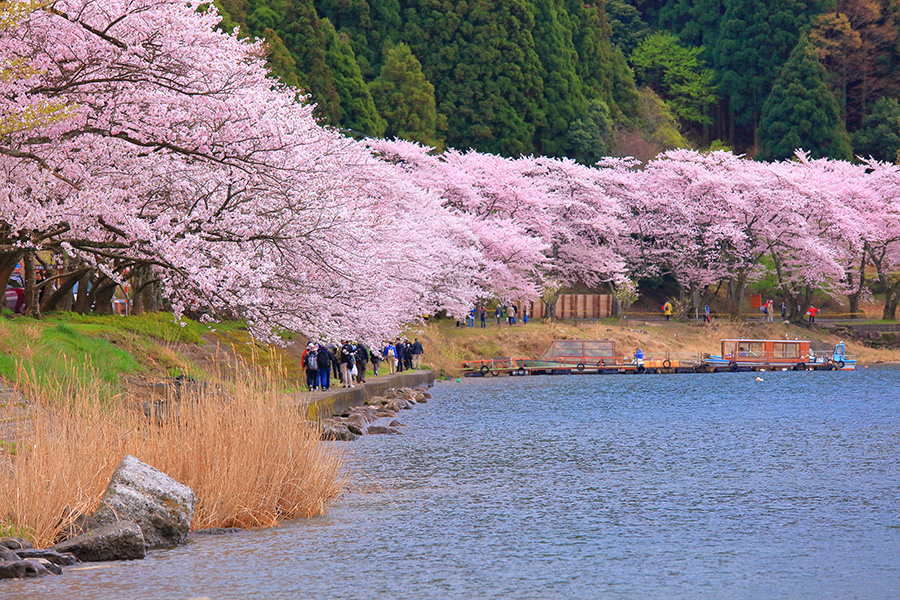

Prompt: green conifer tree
[
  {"left": 262, "top": 28, "right": 301, "bottom": 88},
  {"left": 658, "top": 0, "right": 724, "bottom": 48},
  {"left": 275, "top": 0, "right": 342, "bottom": 124},
  {"left": 527, "top": 0, "right": 586, "bottom": 156},
  {"left": 713, "top": 0, "right": 823, "bottom": 145},
  {"left": 758, "top": 36, "right": 852, "bottom": 161},
  {"left": 563, "top": 98, "right": 613, "bottom": 164},
  {"left": 403, "top": 0, "right": 544, "bottom": 156},
  {"left": 323, "top": 18, "right": 386, "bottom": 136},
  {"left": 853, "top": 96, "right": 900, "bottom": 163},
  {"left": 369, "top": 43, "right": 446, "bottom": 147},
  {"left": 607, "top": 0, "right": 653, "bottom": 55}
]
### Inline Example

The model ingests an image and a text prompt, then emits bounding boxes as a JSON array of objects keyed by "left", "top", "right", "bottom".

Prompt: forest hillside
[{"left": 214, "top": 0, "right": 900, "bottom": 162}]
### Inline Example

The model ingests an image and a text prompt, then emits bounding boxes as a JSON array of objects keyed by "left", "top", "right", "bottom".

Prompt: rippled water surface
[{"left": 8, "top": 368, "right": 900, "bottom": 599}]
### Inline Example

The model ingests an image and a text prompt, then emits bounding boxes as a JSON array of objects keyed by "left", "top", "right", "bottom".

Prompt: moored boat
[{"left": 702, "top": 338, "right": 856, "bottom": 371}]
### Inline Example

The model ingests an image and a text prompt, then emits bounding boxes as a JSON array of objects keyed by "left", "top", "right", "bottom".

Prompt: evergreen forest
[{"left": 213, "top": 0, "right": 900, "bottom": 162}]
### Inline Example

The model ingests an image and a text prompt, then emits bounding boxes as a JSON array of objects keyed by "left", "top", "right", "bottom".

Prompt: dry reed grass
[{"left": 0, "top": 354, "right": 343, "bottom": 548}]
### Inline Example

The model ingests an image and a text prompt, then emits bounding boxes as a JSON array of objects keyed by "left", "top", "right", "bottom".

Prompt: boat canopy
[{"left": 539, "top": 340, "right": 616, "bottom": 360}]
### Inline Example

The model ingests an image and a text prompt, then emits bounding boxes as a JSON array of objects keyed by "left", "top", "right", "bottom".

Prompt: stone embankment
[{"left": 320, "top": 386, "right": 432, "bottom": 441}]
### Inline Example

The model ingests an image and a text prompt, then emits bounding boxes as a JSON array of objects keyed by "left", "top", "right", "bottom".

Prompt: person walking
[
  {"left": 355, "top": 343, "right": 369, "bottom": 384},
  {"left": 328, "top": 339, "right": 341, "bottom": 384},
  {"left": 384, "top": 341, "right": 397, "bottom": 374},
  {"left": 396, "top": 339, "right": 406, "bottom": 372},
  {"left": 704, "top": 304, "right": 711, "bottom": 323},
  {"left": 303, "top": 342, "right": 318, "bottom": 391},
  {"left": 807, "top": 305, "right": 819, "bottom": 323},
  {"left": 662, "top": 301, "right": 673, "bottom": 321},
  {"left": 780, "top": 301, "right": 787, "bottom": 320},
  {"left": 316, "top": 344, "right": 333, "bottom": 391},
  {"left": 411, "top": 338, "right": 424, "bottom": 369},
  {"left": 340, "top": 341, "right": 355, "bottom": 388},
  {"left": 479, "top": 305, "right": 487, "bottom": 328},
  {"left": 370, "top": 347, "right": 383, "bottom": 376},
  {"left": 495, "top": 305, "right": 502, "bottom": 326},
  {"left": 404, "top": 339, "right": 414, "bottom": 370},
  {"left": 765, "top": 300, "right": 774, "bottom": 322}
]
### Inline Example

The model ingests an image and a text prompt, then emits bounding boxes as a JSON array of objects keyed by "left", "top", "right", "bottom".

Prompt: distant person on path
[
  {"left": 370, "top": 347, "right": 383, "bottom": 376},
  {"left": 411, "top": 338, "right": 424, "bottom": 369},
  {"left": 662, "top": 301, "right": 673, "bottom": 321},
  {"left": 316, "top": 344, "right": 333, "bottom": 391},
  {"left": 328, "top": 339, "right": 341, "bottom": 383},
  {"left": 404, "top": 339, "right": 414, "bottom": 370},
  {"left": 508, "top": 304, "right": 517, "bottom": 326},
  {"left": 766, "top": 300, "right": 774, "bottom": 322},
  {"left": 807, "top": 305, "right": 819, "bottom": 323},
  {"left": 467, "top": 308, "right": 476, "bottom": 327},
  {"left": 340, "top": 341, "right": 355, "bottom": 388},
  {"left": 304, "top": 342, "right": 318, "bottom": 391},
  {"left": 396, "top": 339, "right": 406, "bottom": 372},
  {"left": 704, "top": 304, "right": 711, "bottom": 323},
  {"left": 495, "top": 305, "right": 502, "bottom": 325},
  {"left": 523, "top": 304, "right": 528, "bottom": 324},
  {"left": 384, "top": 341, "right": 397, "bottom": 374},
  {"left": 479, "top": 305, "right": 487, "bottom": 328},
  {"left": 781, "top": 301, "right": 787, "bottom": 320},
  {"left": 355, "top": 343, "right": 369, "bottom": 384},
  {"left": 761, "top": 299, "right": 771, "bottom": 321}
]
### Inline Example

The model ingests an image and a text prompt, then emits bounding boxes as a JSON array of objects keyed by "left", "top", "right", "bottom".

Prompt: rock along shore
[{"left": 2, "top": 370, "right": 435, "bottom": 582}]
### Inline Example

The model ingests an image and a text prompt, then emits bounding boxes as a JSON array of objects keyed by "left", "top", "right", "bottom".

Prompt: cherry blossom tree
[{"left": 0, "top": 0, "right": 480, "bottom": 341}]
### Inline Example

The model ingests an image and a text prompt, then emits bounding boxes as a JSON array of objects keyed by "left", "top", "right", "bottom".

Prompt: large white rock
[{"left": 92, "top": 455, "right": 197, "bottom": 548}]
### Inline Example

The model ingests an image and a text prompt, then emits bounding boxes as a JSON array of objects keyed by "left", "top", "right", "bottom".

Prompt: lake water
[{"left": 6, "top": 368, "right": 900, "bottom": 599}]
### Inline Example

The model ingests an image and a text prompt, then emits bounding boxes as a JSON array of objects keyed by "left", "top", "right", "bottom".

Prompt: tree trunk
[
  {"left": 0, "top": 253, "right": 20, "bottom": 291},
  {"left": 41, "top": 268, "right": 87, "bottom": 313},
  {"left": 727, "top": 272, "right": 748, "bottom": 318},
  {"left": 867, "top": 244, "right": 898, "bottom": 321},
  {"left": 23, "top": 251, "right": 40, "bottom": 318},
  {"left": 846, "top": 251, "right": 867, "bottom": 318},
  {"left": 93, "top": 279, "right": 118, "bottom": 315},
  {"left": 132, "top": 274, "right": 144, "bottom": 315},
  {"left": 143, "top": 277, "right": 160, "bottom": 313},
  {"left": 691, "top": 287, "right": 701, "bottom": 320},
  {"left": 74, "top": 271, "right": 93, "bottom": 314}
]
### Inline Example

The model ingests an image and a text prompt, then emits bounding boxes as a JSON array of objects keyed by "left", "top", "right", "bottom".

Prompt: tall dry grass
[{"left": 0, "top": 356, "right": 343, "bottom": 548}]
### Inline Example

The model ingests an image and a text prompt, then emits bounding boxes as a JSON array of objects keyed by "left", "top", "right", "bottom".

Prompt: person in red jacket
[{"left": 807, "top": 305, "right": 819, "bottom": 323}]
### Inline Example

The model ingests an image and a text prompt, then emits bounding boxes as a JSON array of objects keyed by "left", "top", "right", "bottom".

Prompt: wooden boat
[{"left": 703, "top": 339, "right": 856, "bottom": 371}]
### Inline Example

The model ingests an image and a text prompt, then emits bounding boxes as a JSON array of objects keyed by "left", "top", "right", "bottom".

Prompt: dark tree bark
[{"left": 23, "top": 251, "right": 40, "bottom": 318}]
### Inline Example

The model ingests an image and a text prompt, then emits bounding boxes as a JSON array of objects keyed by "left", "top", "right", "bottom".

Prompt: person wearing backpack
[
  {"left": 340, "top": 341, "right": 356, "bottom": 388},
  {"left": 370, "top": 347, "right": 383, "bottom": 376},
  {"left": 316, "top": 344, "right": 333, "bottom": 391},
  {"left": 355, "top": 343, "right": 369, "bottom": 384},
  {"left": 303, "top": 342, "right": 319, "bottom": 391},
  {"left": 384, "top": 341, "right": 397, "bottom": 374}
]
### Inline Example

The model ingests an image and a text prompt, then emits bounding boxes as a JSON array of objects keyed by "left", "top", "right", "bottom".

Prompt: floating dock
[{"left": 460, "top": 339, "right": 855, "bottom": 377}]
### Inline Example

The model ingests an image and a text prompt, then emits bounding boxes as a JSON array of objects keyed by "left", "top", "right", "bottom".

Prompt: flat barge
[{"left": 460, "top": 339, "right": 856, "bottom": 376}]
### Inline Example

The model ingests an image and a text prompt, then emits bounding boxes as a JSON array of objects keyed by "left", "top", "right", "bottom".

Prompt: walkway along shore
[{"left": 297, "top": 369, "right": 436, "bottom": 422}]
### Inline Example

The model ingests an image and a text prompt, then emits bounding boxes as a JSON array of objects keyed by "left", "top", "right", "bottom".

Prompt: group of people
[
  {"left": 301, "top": 337, "right": 424, "bottom": 391},
  {"left": 463, "top": 304, "right": 528, "bottom": 328}
]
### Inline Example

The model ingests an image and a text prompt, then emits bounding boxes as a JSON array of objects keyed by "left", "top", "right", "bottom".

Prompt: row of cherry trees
[{"left": 2, "top": 0, "right": 899, "bottom": 344}]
